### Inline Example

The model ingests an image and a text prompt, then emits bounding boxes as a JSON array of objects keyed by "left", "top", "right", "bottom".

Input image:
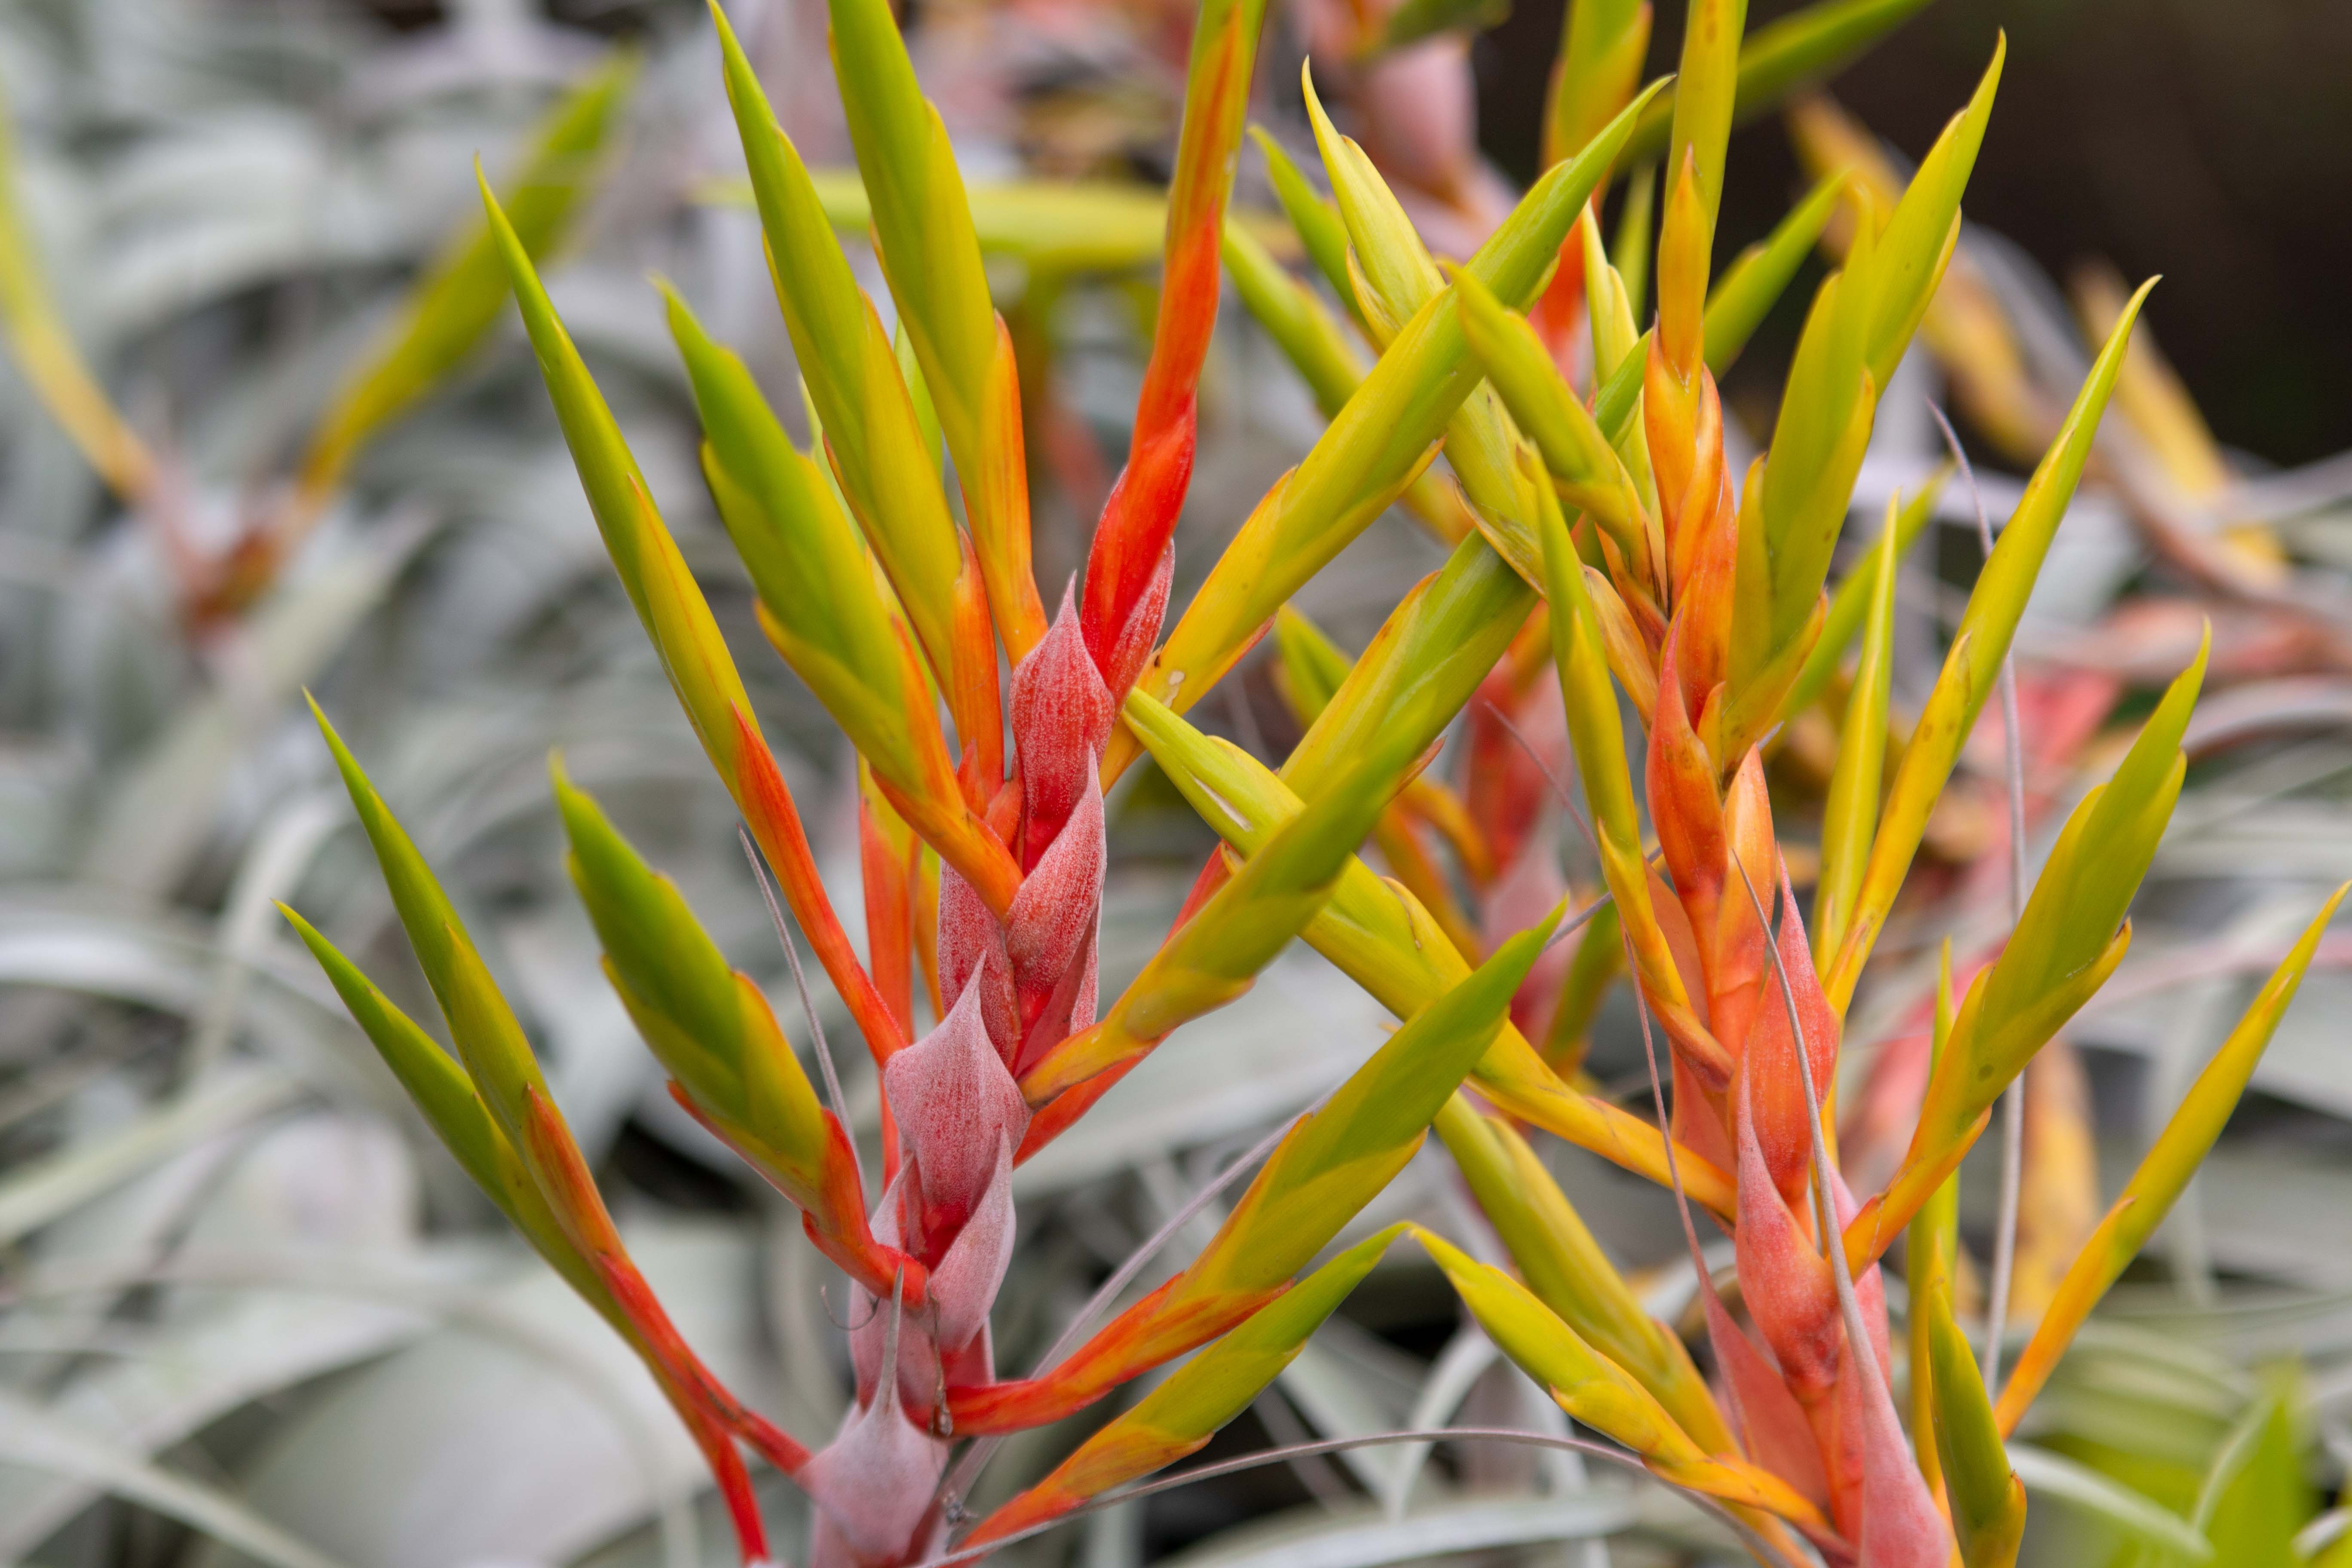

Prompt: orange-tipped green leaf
[
  {"left": 1118, "top": 80, "right": 1663, "bottom": 771},
  {"left": 1828, "top": 277, "right": 2154, "bottom": 1008},
  {"left": 971, "top": 921, "right": 1554, "bottom": 1431},
  {"left": 482, "top": 174, "right": 924, "bottom": 1046},
  {"left": 309, "top": 700, "right": 554, "bottom": 1158},
  {"left": 279, "top": 904, "right": 618, "bottom": 1317},
  {"left": 710, "top": 8, "right": 999, "bottom": 756},
  {"left": 807, "top": 0, "right": 1051, "bottom": 654},
  {"left": 964, "top": 1225, "right": 1409, "bottom": 1543},
  {"left": 1994, "top": 883, "right": 2349, "bottom": 1434},
  {"left": 1810, "top": 491, "right": 1898, "bottom": 965},
  {"left": 551, "top": 763, "right": 920, "bottom": 1301},
  {"left": 1124, "top": 689, "right": 1737, "bottom": 1218},
  {"left": 1416, "top": 1226, "right": 1826, "bottom": 1527},
  {"left": 1018, "top": 744, "right": 1416, "bottom": 1102},
  {"left": 1436, "top": 1097, "right": 1733, "bottom": 1450},
  {"left": 664, "top": 285, "right": 1016, "bottom": 903},
  {"left": 298, "top": 56, "right": 634, "bottom": 508}
]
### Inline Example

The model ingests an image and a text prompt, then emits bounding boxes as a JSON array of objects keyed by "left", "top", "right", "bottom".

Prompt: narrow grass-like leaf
[
  {"left": 1118, "top": 80, "right": 1662, "bottom": 773},
  {"left": 1779, "top": 466, "right": 1945, "bottom": 720},
  {"left": 297, "top": 56, "right": 634, "bottom": 509},
  {"left": 1279, "top": 531, "right": 1535, "bottom": 801},
  {"left": 1224, "top": 218, "right": 1479, "bottom": 543},
  {"left": 1622, "top": 0, "right": 1936, "bottom": 165},
  {"left": 1435, "top": 1098, "right": 1733, "bottom": 1450},
  {"left": 1417, "top": 1226, "right": 1825, "bottom": 1527},
  {"left": 1906, "top": 945, "right": 1963, "bottom": 1494},
  {"left": 1810, "top": 493, "right": 1898, "bottom": 965},
  {"left": 664, "top": 285, "right": 1014, "bottom": 903},
  {"left": 1547, "top": 0, "right": 1651, "bottom": 166},
  {"left": 0, "top": 83, "right": 155, "bottom": 502},
  {"left": 483, "top": 177, "right": 931, "bottom": 1051},
  {"left": 1251, "top": 128, "right": 1360, "bottom": 323},
  {"left": 963, "top": 1225, "right": 1409, "bottom": 1541},
  {"left": 1828, "top": 276, "right": 2153, "bottom": 1008},
  {"left": 1666, "top": 0, "right": 1747, "bottom": 245},
  {"left": 1849, "top": 635, "right": 2199, "bottom": 1270},
  {"left": 1703, "top": 169, "right": 1844, "bottom": 372},
  {"left": 1925, "top": 1275, "right": 2026, "bottom": 1567},
  {"left": 1124, "top": 689, "right": 1737, "bottom": 1216},
  {"left": 1993, "top": 884, "right": 2348, "bottom": 1433}
]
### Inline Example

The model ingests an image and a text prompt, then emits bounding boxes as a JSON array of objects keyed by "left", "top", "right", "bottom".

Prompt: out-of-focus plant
[{"left": 238, "top": 0, "right": 2348, "bottom": 1562}]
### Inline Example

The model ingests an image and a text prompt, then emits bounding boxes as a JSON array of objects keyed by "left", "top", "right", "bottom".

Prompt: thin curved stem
[
  {"left": 922, "top": 1427, "right": 1806, "bottom": 1568},
  {"left": 1927, "top": 402, "right": 2028, "bottom": 1387}
]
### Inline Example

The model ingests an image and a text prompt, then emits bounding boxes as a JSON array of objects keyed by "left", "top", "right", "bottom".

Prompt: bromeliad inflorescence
[{"left": 280, "top": 0, "right": 2343, "bottom": 1562}]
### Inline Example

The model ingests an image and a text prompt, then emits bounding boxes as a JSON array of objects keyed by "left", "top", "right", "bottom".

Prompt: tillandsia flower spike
[{"left": 295, "top": 0, "right": 2338, "bottom": 1560}]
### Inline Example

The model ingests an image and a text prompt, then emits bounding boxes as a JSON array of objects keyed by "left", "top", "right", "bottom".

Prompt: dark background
[{"left": 1476, "top": 0, "right": 2352, "bottom": 467}]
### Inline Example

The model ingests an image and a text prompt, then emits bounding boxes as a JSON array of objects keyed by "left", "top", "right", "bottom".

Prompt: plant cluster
[{"left": 5, "top": 0, "right": 2343, "bottom": 1564}]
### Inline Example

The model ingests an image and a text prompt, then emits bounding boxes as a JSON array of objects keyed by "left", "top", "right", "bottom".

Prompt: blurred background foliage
[{"left": 5, "top": 0, "right": 2352, "bottom": 1564}]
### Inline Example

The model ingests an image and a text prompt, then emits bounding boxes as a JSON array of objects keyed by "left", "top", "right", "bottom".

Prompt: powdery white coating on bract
[
  {"left": 1697, "top": 1280, "right": 1831, "bottom": 1509},
  {"left": 924, "top": 1133, "right": 1016, "bottom": 1355},
  {"left": 882, "top": 978, "right": 1031, "bottom": 1249},
  {"left": 1006, "top": 772, "right": 1106, "bottom": 1067},
  {"left": 1090, "top": 537, "right": 1173, "bottom": 704},
  {"left": 1011, "top": 593, "right": 1115, "bottom": 867},
  {"left": 802, "top": 1368, "right": 949, "bottom": 1568},
  {"left": 1741, "top": 858, "right": 1843, "bottom": 1209},
  {"left": 1829, "top": 1170, "right": 1951, "bottom": 1567},
  {"left": 1731, "top": 1063, "right": 1840, "bottom": 1403},
  {"left": 937, "top": 863, "right": 1018, "bottom": 1061},
  {"left": 1707, "top": 749, "right": 1778, "bottom": 1059},
  {"left": 851, "top": 1146, "right": 1015, "bottom": 1410}
]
